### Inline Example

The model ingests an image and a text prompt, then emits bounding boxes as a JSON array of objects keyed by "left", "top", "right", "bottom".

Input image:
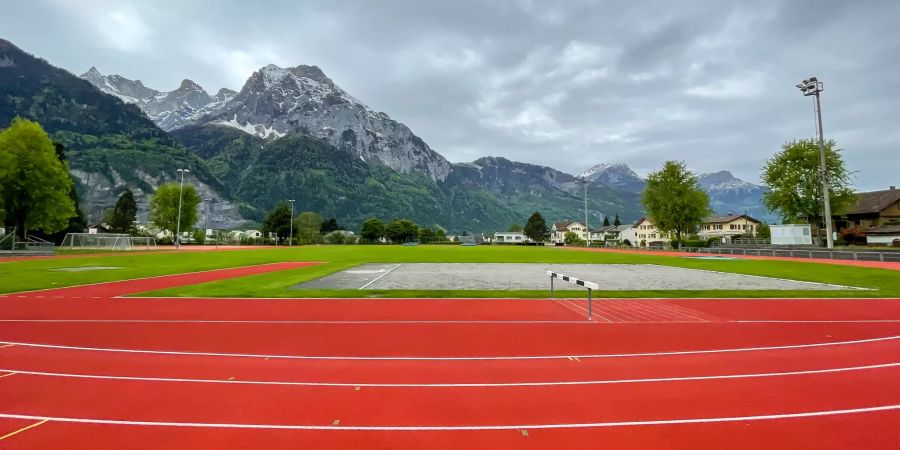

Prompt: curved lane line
[
  {"left": 0, "top": 335, "right": 897, "bottom": 361},
  {"left": 1, "top": 405, "right": 898, "bottom": 430},
  {"left": 0, "top": 362, "right": 896, "bottom": 388}
]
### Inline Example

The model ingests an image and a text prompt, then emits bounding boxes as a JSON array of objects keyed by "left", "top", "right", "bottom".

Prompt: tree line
[{"left": 2, "top": 117, "right": 856, "bottom": 248}]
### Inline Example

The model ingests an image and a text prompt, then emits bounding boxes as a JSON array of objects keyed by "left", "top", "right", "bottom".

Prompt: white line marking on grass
[
  {"left": 0, "top": 335, "right": 896, "bottom": 361},
  {"left": 7, "top": 262, "right": 315, "bottom": 296},
  {"left": 359, "top": 264, "right": 402, "bottom": 290},
  {"left": 1, "top": 405, "right": 898, "bottom": 431},
  {"left": 1, "top": 362, "right": 896, "bottom": 388},
  {"left": 646, "top": 264, "right": 871, "bottom": 291}
]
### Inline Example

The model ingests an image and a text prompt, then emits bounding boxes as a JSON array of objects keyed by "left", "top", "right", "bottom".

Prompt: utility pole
[
  {"left": 204, "top": 198, "right": 212, "bottom": 246},
  {"left": 796, "top": 77, "right": 833, "bottom": 248},
  {"left": 580, "top": 177, "right": 590, "bottom": 246},
  {"left": 288, "top": 199, "right": 295, "bottom": 246},
  {"left": 175, "top": 168, "right": 190, "bottom": 249}
]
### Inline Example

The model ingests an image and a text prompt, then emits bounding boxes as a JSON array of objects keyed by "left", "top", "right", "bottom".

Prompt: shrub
[{"left": 839, "top": 227, "right": 867, "bottom": 246}]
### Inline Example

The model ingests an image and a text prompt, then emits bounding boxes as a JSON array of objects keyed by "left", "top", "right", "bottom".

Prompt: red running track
[{"left": 1, "top": 264, "right": 899, "bottom": 448}]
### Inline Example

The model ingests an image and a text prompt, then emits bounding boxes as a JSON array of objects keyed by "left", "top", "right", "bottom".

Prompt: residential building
[
  {"left": 833, "top": 186, "right": 900, "bottom": 232},
  {"left": 633, "top": 217, "right": 671, "bottom": 246},
  {"left": 864, "top": 225, "right": 900, "bottom": 246},
  {"left": 493, "top": 232, "right": 531, "bottom": 244},
  {"left": 698, "top": 214, "right": 761, "bottom": 243},
  {"left": 550, "top": 220, "right": 587, "bottom": 244},
  {"left": 588, "top": 224, "right": 633, "bottom": 244}
]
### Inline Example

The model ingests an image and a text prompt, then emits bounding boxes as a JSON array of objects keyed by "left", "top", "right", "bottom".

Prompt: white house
[
  {"left": 698, "top": 214, "right": 761, "bottom": 243},
  {"left": 590, "top": 224, "right": 634, "bottom": 245},
  {"left": 551, "top": 221, "right": 587, "bottom": 244},
  {"left": 633, "top": 217, "right": 671, "bottom": 246},
  {"left": 493, "top": 232, "right": 532, "bottom": 244}
]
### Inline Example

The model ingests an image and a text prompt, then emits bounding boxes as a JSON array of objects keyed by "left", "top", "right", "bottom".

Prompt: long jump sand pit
[{"left": 292, "top": 263, "right": 857, "bottom": 291}]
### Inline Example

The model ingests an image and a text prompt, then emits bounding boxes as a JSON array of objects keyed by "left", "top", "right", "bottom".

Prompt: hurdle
[{"left": 547, "top": 271, "right": 598, "bottom": 320}]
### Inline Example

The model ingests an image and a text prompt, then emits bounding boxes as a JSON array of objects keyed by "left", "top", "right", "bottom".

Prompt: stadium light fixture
[
  {"left": 288, "top": 199, "right": 296, "bottom": 246},
  {"left": 175, "top": 168, "right": 190, "bottom": 249},
  {"left": 795, "top": 76, "right": 833, "bottom": 248}
]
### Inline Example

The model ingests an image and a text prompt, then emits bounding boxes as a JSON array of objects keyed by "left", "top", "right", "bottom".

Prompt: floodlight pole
[
  {"left": 580, "top": 177, "right": 590, "bottom": 247},
  {"left": 175, "top": 168, "right": 189, "bottom": 249},
  {"left": 288, "top": 200, "right": 296, "bottom": 246},
  {"left": 797, "top": 77, "right": 833, "bottom": 249}
]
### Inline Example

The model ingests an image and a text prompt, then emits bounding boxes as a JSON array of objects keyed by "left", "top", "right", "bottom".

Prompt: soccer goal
[{"left": 60, "top": 233, "right": 157, "bottom": 250}]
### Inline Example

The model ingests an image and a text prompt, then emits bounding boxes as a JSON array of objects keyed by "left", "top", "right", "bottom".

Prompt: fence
[{"left": 683, "top": 246, "right": 900, "bottom": 263}]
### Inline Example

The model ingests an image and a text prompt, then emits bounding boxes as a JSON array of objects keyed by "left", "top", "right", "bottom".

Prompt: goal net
[{"left": 60, "top": 233, "right": 157, "bottom": 250}]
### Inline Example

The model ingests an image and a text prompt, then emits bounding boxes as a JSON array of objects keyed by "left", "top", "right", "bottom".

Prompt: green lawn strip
[
  {"left": 2, "top": 244, "right": 894, "bottom": 298},
  {"left": 131, "top": 245, "right": 894, "bottom": 299},
  {"left": 0, "top": 248, "right": 303, "bottom": 294}
]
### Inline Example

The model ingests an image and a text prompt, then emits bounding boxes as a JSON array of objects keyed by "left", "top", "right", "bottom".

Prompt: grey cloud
[{"left": 2, "top": 0, "right": 897, "bottom": 190}]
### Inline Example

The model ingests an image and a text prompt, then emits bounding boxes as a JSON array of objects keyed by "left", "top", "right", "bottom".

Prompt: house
[
  {"left": 550, "top": 220, "right": 587, "bottom": 244},
  {"left": 617, "top": 224, "right": 637, "bottom": 246},
  {"left": 633, "top": 217, "right": 671, "bottom": 246},
  {"left": 864, "top": 225, "right": 900, "bottom": 246},
  {"left": 493, "top": 231, "right": 532, "bottom": 244},
  {"left": 833, "top": 186, "right": 900, "bottom": 233},
  {"left": 698, "top": 214, "right": 761, "bottom": 243}
]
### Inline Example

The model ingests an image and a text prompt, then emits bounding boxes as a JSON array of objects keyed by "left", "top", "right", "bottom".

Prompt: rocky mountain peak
[{"left": 178, "top": 79, "right": 204, "bottom": 91}]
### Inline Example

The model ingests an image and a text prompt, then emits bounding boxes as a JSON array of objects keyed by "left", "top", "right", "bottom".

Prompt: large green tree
[
  {"left": 642, "top": 161, "right": 712, "bottom": 248},
  {"left": 261, "top": 202, "right": 294, "bottom": 243},
  {"left": 762, "top": 139, "right": 855, "bottom": 236},
  {"left": 0, "top": 118, "right": 75, "bottom": 237},
  {"left": 359, "top": 218, "right": 385, "bottom": 243},
  {"left": 109, "top": 189, "right": 137, "bottom": 234},
  {"left": 523, "top": 212, "right": 549, "bottom": 243},
  {"left": 149, "top": 182, "right": 201, "bottom": 238},
  {"left": 384, "top": 219, "right": 419, "bottom": 244},
  {"left": 294, "top": 211, "right": 324, "bottom": 244}
]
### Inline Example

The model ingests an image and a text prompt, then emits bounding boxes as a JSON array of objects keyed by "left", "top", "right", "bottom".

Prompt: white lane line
[
  {"left": 0, "top": 335, "right": 896, "bottom": 361},
  {"left": 359, "top": 264, "right": 402, "bottom": 290},
  {"left": 1, "top": 405, "right": 898, "bottom": 431},
  {"left": 1, "top": 362, "right": 896, "bottom": 388},
  {"left": 737, "top": 320, "right": 900, "bottom": 323}
]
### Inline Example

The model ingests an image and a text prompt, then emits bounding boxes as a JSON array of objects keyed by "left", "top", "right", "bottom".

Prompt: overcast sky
[{"left": 3, "top": 0, "right": 898, "bottom": 189}]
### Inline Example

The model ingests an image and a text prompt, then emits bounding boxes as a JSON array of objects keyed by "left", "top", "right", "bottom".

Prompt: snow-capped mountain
[
  {"left": 697, "top": 171, "right": 773, "bottom": 221},
  {"left": 81, "top": 64, "right": 451, "bottom": 181},
  {"left": 579, "top": 164, "right": 775, "bottom": 222},
  {"left": 80, "top": 67, "right": 236, "bottom": 131},
  {"left": 578, "top": 162, "right": 646, "bottom": 192},
  {"left": 200, "top": 64, "right": 451, "bottom": 180}
]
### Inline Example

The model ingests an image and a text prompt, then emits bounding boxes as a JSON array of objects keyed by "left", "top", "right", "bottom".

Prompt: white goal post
[{"left": 60, "top": 233, "right": 157, "bottom": 250}]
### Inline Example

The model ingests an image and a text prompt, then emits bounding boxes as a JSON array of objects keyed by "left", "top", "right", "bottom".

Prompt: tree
[
  {"left": 192, "top": 229, "right": 206, "bottom": 245},
  {"left": 757, "top": 222, "right": 771, "bottom": 240},
  {"left": 762, "top": 139, "right": 855, "bottom": 242},
  {"left": 385, "top": 219, "right": 419, "bottom": 244},
  {"left": 149, "top": 182, "right": 201, "bottom": 239},
  {"left": 324, "top": 230, "right": 347, "bottom": 245},
  {"left": 523, "top": 212, "right": 549, "bottom": 243},
  {"left": 508, "top": 223, "right": 522, "bottom": 232},
  {"left": 320, "top": 218, "right": 342, "bottom": 234},
  {"left": 0, "top": 118, "right": 76, "bottom": 237},
  {"left": 294, "top": 212, "right": 324, "bottom": 244},
  {"left": 261, "top": 202, "right": 293, "bottom": 243},
  {"left": 435, "top": 228, "right": 448, "bottom": 241},
  {"left": 613, "top": 214, "right": 621, "bottom": 226},
  {"left": 564, "top": 231, "right": 584, "bottom": 245},
  {"left": 360, "top": 218, "right": 385, "bottom": 243},
  {"left": 109, "top": 189, "right": 137, "bottom": 234},
  {"left": 642, "top": 161, "right": 712, "bottom": 248},
  {"left": 602, "top": 216, "right": 610, "bottom": 227},
  {"left": 419, "top": 226, "right": 436, "bottom": 244}
]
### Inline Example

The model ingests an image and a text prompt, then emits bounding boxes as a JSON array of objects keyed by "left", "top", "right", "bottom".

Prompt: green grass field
[{"left": 1, "top": 245, "right": 897, "bottom": 298}]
